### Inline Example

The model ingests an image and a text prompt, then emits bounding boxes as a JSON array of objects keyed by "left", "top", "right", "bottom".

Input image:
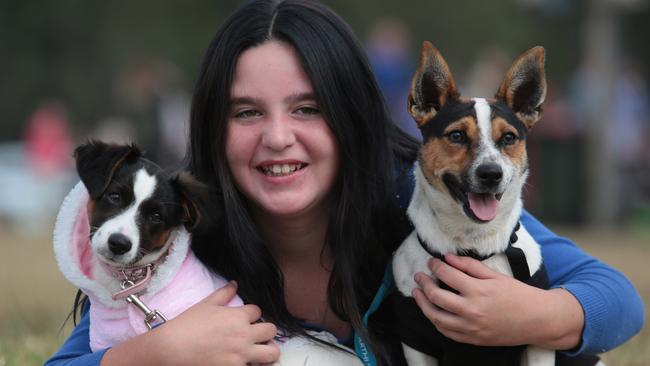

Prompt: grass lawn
[{"left": 0, "top": 224, "right": 647, "bottom": 365}]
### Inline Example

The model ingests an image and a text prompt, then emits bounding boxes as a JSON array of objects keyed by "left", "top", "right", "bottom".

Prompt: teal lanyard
[{"left": 354, "top": 261, "right": 394, "bottom": 366}]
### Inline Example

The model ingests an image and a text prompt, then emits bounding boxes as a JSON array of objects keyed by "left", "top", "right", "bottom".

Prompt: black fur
[
  {"left": 418, "top": 100, "right": 476, "bottom": 142},
  {"left": 74, "top": 141, "right": 141, "bottom": 199},
  {"left": 490, "top": 101, "right": 528, "bottom": 139}
]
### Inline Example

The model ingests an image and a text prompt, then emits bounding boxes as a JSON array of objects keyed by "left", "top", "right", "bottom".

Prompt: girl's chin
[
  {"left": 253, "top": 194, "right": 328, "bottom": 219},
  {"left": 258, "top": 203, "right": 312, "bottom": 217}
]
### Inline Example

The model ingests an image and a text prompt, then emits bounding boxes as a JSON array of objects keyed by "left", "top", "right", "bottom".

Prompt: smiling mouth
[
  {"left": 442, "top": 174, "right": 503, "bottom": 223},
  {"left": 258, "top": 163, "right": 307, "bottom": 177}
]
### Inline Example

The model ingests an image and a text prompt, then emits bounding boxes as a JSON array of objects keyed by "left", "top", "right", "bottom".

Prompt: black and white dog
[
  {"left": 392, "top": 42, "right": 555, "bottom": 366},
  {"left": 54, "top": 140, "right": 242, "bottom": 350}
]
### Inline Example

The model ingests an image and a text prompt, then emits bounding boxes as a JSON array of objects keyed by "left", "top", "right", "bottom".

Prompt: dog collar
[
  {"left": 103, "top": 232, "right": 177, "bottom": 301},
  {"left": 416, "top": 221, "right": 521, "bottom": 262},
  {"left": 110, "top": 264, "right": 155, "bottom": 301},
  {"left": 417, "top": 222, "right": 534, "bottom": 283}
]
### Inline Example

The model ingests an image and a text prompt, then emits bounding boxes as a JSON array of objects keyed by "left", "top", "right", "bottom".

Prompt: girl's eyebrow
[
  {"left": 230, "top": 96, "right": 261, "bottom": 106},
  {"left": 229, "top": 92, "right": 316, "bottom": 107},
  {"left": 285, "top": 92, "right": 316, "bottom": 104}
]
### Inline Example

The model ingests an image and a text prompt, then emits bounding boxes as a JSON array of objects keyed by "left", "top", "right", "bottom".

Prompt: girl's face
[{"left": 226, "top": 41, "right": 339, "bottom": 220}]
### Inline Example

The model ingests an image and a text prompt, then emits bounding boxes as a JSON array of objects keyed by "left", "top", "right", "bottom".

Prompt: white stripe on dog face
[
  {"left": 93, "top": 168, "right": 157, "bottom": 263},
  {"left": 473, "top": 98, "right": 499, "bottom": 163},
  {"left": 471, "top": 98, "right": 515, "bottom": 191}
]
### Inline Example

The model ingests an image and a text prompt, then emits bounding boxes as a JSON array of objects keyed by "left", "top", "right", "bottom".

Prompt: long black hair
[{"left": 187, "top": 0, "right": 418, "bottom": 363}]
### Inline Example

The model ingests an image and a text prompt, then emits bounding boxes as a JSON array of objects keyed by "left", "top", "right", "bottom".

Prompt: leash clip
[{"left": 120, "top": 279, "right": 168, "bottom": 329}]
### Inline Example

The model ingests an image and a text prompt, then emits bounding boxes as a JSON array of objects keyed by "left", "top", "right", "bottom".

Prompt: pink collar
[{"left": 103, "top": 246, "right": 172, "bottom": 301}]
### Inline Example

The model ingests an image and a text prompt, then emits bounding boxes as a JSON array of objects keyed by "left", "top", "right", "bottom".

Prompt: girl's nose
[{"left": 261, "top": 114, "right": 296, "bottom": 151}]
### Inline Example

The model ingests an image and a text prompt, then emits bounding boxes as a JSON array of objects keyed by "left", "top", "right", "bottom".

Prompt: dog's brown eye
[
  {"left": 106, "top": 192, "right": 121, "bottom": 204},
  {"left": 500, "top": 132, "right": 518, "bottom": 146},
  {"left": 447, "top": 130, "right": 467, "bottom": 144},
  {"left": 150, "top": 212, "right": 163, "bottom": 224}
]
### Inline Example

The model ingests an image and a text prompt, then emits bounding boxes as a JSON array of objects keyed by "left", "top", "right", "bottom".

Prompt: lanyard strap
[{"left": 354, "top": 261, "right": 394, "bottom": 366}]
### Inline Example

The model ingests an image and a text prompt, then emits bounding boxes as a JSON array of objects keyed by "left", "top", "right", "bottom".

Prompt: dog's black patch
[
  {"left": 419, "top": 100, "right": 476, "bottom": 142},
  {"left": 490, "top": 101, "right": 528, "bottom": 139}
]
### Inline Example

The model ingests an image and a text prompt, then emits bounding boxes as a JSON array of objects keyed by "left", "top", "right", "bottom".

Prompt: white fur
[
  {"left": 273, "top": 331, "right": 363, "bottom": 366},
  {"left": 471, "top": 98, "right": 516, "bottom": 195},
  {"left": 403, "top": 343, "right": 437, "bottom": 366},
  {"left": 91, "top": 169, "right": 158, "bottom": 265}
]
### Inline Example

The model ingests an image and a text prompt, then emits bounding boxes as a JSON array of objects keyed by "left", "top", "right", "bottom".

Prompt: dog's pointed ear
[
  {"left": 408, "top": 42, "right": 459, "bottom": 127},
  {"left": 496, "top": 46, "right": 547, "bottom": 129},
  {"left": 170, "top": 172, "right": 211, "bottom": 232},
  {"left": 74, "top": 140, "right": 141, "bottom": 199}
]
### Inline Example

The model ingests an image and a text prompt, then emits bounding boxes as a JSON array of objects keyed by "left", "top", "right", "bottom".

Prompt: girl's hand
[
  {"left": 412, "top": 254, "right": 584, "bottom": 350},
  {"left": 102, "top": 282, "right": 280, "bottom": 366}
]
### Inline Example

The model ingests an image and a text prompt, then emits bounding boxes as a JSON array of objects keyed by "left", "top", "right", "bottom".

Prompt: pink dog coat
[{"left": 53, "top": 182, "right": 242, "bottom": 351}]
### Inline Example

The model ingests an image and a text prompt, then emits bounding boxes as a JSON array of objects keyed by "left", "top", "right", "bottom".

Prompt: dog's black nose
[
  {"left": 108, "top": 233, "right": 132, "bottom": 255},
  {"left": 476, "top": 163, "right": 503, "bottom": 187}
]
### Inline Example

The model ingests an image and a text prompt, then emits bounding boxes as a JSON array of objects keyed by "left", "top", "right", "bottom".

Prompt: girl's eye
[
  {"left": 446, "top": 130, "right": 468, "bottom": 144},
  {"left": 295, "top": 106, "right": 320, "bottom": 116},
  {"left": 106, "top": 192, "right": 121, "bottom": 204},
  {"left": 500, "top": 132, "right": 518, "bottom": 146},
  {"left": 150, "top": 212, "right": 163, "bottom": 224},
  {"left": 234, "top": 109, "right": 262, "bottom": 119}
]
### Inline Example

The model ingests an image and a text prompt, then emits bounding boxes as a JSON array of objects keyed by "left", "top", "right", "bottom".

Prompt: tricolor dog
[
  {"left": 54, "top": 140, "right": 242, "bottom": 350},
  {"left": 392, "top": 42, "right": 559, "bottom": 366},
  {"left": 53, "top": 141, "right": 362, "bottom": 365}
]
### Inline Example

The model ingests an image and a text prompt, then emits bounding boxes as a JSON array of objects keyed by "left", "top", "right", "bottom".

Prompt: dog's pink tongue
[{"left": 468, "top": 193, "right": 499, "bottom": 221}]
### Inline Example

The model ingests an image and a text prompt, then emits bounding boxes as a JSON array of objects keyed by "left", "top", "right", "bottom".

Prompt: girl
[{"left": 46, "top": 1, "right": 643, "bottom": 365}]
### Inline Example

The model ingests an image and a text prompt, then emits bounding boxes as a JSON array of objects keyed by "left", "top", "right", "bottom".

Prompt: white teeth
[{"left": 262, "top": 164, "right": 304, "bottom": 176}]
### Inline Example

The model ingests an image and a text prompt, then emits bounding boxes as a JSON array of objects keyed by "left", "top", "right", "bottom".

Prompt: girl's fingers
[
  {"left": 443, "top": 254, "right": 500, "bottom": 280},
  {"left": 246, "top": 343, "right": 281, "bottom": 364},
  {"left": 412, "top": 288, "right": 467, "bottom": 332},
  {"left": 250, "top": 322, "right": 278, "bottom": 344},
  {"left": 241, "top": 304, "right": 263, "bottom": 323},
  {"left": 414, "top": 272, "right": 465, "bottom": 314}
]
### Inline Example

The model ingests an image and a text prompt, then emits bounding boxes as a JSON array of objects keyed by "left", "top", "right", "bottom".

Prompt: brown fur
[
  {"left": 86, "top": 201, "right": 96, "bottom": 223},
  {"left": 419, "top": 117, "right": 478, "bottom": 190},
  {"left": 147, "top": 229, "right": 173, "bottom": 252},
  {"left": 491, "top": 117, "right": 528, "bottom": 169}
]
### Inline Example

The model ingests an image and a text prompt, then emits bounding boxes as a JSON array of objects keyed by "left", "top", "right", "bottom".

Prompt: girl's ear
[
  {"left": 74, "top": 140, "right": 141, "bottom": 199},
  {"left": 407, "top": 41, "right": 459, "bottom": 128},
  {"left": 495, "top": 46, "right": 547, "bottom": 129}
]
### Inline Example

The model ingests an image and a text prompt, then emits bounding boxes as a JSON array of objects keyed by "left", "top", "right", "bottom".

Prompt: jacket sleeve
[
  {"left": 521, "top": 210, "right": 645, "bottom": 355},
  {"left": 43, "top": 304, "right": 108, "bottom": 366}
]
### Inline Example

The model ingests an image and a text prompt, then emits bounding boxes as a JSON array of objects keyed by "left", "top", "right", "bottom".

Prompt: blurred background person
[{"left": 366, "top": 17, "right": 420, "bottom": 139}]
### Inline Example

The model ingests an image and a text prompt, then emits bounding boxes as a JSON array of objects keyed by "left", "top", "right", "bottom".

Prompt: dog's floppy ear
[
  {"left": 496, "top": 46, "right": 547, "bottom": 129},
  {"left": 407, "top": 41, "right": 459, "bottom": 127},
  {"left": 74, "top": 140, "right": 141, "bottom": 199},
  {"left": 170, "top": 172, "right": 211, "bottom": 232}
]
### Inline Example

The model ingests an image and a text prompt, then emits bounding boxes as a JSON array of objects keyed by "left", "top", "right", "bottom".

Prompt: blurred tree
[
  {"left": 0, "top": 0, "right": 240, "bottom": 141},
  {"left": 0, "top": 0, "right": 647, "bottom": 152}
]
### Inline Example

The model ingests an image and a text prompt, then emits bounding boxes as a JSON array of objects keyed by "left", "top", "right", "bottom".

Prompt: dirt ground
[{"left": 0, "top": 225, "right": 647, "bottom": 365}]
